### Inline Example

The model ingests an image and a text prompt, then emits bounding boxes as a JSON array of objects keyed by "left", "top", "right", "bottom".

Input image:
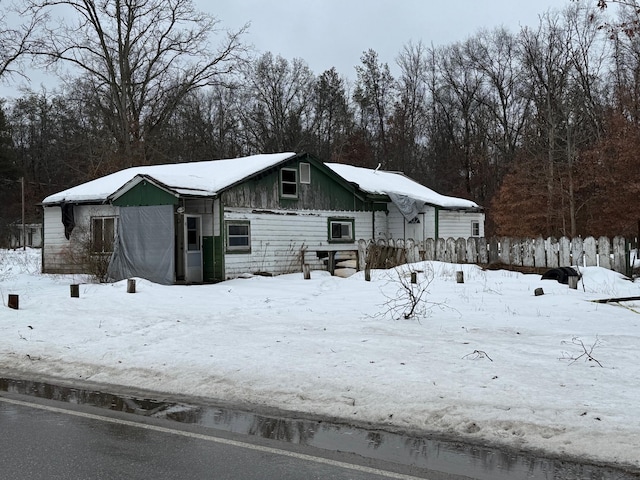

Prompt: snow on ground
[{"left": 1, "top": 248, "right": 640, "bottom": 469}]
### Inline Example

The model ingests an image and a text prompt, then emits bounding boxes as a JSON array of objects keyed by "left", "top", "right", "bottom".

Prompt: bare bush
[
  {"left": 62, "top": 227, "right": 112, "bottom": 283},
  {"left": 375, "top": 263, "right": 436, "bottom": 321},
  {"left": 560, "top": 336, "right": 603, "bottom": 367}
]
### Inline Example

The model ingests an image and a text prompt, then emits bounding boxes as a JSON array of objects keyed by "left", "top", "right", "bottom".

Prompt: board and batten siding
[
  {"left": 223, "top": 208, "right": 374, "bottom": 278},
  {"left": 43, "top": 204, "right": 119, "bottom": 274}
]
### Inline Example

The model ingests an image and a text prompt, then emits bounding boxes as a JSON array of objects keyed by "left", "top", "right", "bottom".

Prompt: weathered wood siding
[
  {"left": 223, "top": 208, "right": 374, "bottom": 278},
  {"left": 221, "top": 160, "right": 367, "bottom": 212},
  {"left": 43, "top": 204, "right": 119, "bottom": 274}
]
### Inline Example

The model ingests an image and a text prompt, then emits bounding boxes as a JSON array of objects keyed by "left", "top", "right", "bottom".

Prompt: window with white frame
[
  {"left": 328, "top": 218, "right": 354, "bottom": 242},
  {"left": 471, "top": 220, "right": 480, "bottom": 237},
  {"left": 280, "top": 168, "right": 298, "bottom": 198},
  {"left": 299, "top": 162, "right": 311, "bottom": 184},
  {"left": 91, "top": 217, "right": 116, "bottom": 253},
  {"left": 226, "top": 221, "right": 251, "bottom": 252}
]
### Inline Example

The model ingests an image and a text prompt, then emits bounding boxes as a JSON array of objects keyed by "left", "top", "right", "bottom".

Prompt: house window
[
  {"left": 186, "top": 216, "right": 200, "bottom": 251},
  {"left": 92, "top": 217, "right": 116, "bottom": 253},
  {"left": 226, "top": 221, "right": 251, "bottom": 252},
  {"left": 471, "top": 221, "right": 480, "bottom": 237},
  {"left": 280, "top": 168, "right": 298, "bottom": 198},
  {"left": 299, "top": 163, "right": 311, "bottom": 184},
  {"left": 328, "top": 218, "right": 354, "bottom": 243}
]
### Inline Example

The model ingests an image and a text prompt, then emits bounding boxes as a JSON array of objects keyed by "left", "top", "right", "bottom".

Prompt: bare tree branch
[
  {"left": 24, "top": 0, "right": 249, "bottom": 168},
  {"left": 0, "top": 3, "right": 46, "bottom": 82}
]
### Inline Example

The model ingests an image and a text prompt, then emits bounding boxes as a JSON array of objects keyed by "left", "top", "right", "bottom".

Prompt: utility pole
[{"left": 21, "top": 176, "right": 25, "bottom": 251}]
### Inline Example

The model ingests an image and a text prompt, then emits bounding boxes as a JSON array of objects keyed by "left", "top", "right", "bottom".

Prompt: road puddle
[{"left": 1, "top": 377, "right": 637, "bottom": 480}]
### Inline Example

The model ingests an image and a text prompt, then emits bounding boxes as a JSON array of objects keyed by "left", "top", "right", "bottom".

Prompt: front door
[
  {"left": 406, "top": 213, "right": 425, "bottom": 244},
  {"left": 184, "top": 215, "right": 203, "bottom": 283}
]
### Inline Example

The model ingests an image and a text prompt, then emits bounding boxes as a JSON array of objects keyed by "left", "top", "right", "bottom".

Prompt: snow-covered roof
[
  {"left": 42, "top": 153, "right": 480, "bottom": 210},
  {"left": 42, "top": 153, "right": 297, "bottom": 204},
  {"left": 326, "top": 163, "right": 480, "bottom": 209}
]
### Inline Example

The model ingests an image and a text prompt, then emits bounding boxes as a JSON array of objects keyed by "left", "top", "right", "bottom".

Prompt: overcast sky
[
  {"left": 0, "top": 0, "right": 583, "bottom": 98},
  {"left": 204, "top": 0, "right": 576, "bottom": 78}
]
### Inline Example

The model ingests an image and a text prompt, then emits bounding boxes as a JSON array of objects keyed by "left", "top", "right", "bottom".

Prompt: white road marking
[{"left": 0, "top": 395, "right": 429, "bottom": 480}]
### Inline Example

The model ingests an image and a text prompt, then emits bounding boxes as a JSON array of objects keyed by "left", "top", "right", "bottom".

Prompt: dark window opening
[
  {"left": 281, "top": 168, "right": 298, "bottom": 198},
  {"left": 92, "top": 217, "right": 115, "bottom": 254}
]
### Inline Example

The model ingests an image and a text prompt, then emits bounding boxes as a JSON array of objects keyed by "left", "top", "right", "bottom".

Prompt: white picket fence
[{"left": 355, "top": 236, "right": 633, "bottom": 275}]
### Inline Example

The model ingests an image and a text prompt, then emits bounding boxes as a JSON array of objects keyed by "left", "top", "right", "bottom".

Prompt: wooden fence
[{"left": 356, "top": 236, "right": 634, "bottom": 276}]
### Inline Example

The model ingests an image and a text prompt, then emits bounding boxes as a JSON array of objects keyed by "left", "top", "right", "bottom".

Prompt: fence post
[
  {"left": 568, "top": 276, "right": 578, "bottom": 289},
  {"left": 70, "top": 284, "right": 80, "bottom": 298}
]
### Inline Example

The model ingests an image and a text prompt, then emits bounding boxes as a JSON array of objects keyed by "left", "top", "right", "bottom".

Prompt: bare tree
[
  {"left": 519, "top": 11, "right": 575, "bottom": 236},
  {"left": 0, "top": 2, "right": 44, "bottom": 82},
  {"left": 467, "top": 28, "right": 531, "bottom": 192},
  {"left": 26, "top": 0, "right": 248, "bottom": 169},
  {"left": 239, "top": 52, "right": 315, "bottom": 153},
  {"left": 390, "top": 41, "right": 430, "bottom": 177}
]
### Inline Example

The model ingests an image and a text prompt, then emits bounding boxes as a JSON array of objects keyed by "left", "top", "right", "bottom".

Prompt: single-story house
[
  {"left": 9, "top": 222, "right": 43, "bottom": 249},
  {"left": 41, "top": 152, "right": 484, "bottom": 283}
]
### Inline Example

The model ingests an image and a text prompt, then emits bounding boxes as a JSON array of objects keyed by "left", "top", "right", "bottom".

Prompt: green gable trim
[{"left": 112, "top": 179, "right": 178, "bottom": 207}]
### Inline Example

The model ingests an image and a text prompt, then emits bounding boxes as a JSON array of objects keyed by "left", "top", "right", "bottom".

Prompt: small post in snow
[
  {"left": 456, "top": 271, "right": 464, "bottom": 283},
  {"left": 70, "top": 284, "right": 79, "bottom": 298},
  {"left": 127, "top": 278, "right": 136, "bottom": 293},
  {"left": 303, "top": 264, "right": 311, "bottom": 280},
  {"left": 8, "top": 294, "right": 19, "bottom": 309},
  {"left": 568, "top": 276, "right": 578, "bottom": 290}
]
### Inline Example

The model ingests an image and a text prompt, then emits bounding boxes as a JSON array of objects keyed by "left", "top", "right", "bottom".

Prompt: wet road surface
[
  {"left": 0, "top": 394, "right": 433, "bottom": 480},
  {"left": 1, "top": 376, "right": 639, "bottom": 479}
]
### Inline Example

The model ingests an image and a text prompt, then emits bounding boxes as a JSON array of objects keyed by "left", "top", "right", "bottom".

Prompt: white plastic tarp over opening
[
  {"left": 108, "top": 205, "right": 175, "bottom": 284},
  {"left": 388, "top": 192, "right": 426, "bottom": 221}
]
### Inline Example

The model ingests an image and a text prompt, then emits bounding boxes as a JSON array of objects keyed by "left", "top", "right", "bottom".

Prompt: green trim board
[{"left": 327, "top": 217, "right": 355, "bottom": 243}]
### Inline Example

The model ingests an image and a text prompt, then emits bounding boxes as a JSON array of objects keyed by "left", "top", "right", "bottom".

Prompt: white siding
[
  {"left": 184, "top": 198, "right": 215, "bottom": 236},
  {"left": 382, "top": 204, "right": 485, "bottom": 243},
  {"left": 223, "top": 208, "right": 373, "bottom": 278},
  {"left": 43, "top": 204, "right": 119, "bottom": 274},
  {"left": 373, "top": 210, "right": 388, "bottom": 241},
  {"left": 423, "top": 207, "right": 437, "bottom": 239},
  {"left": 387, "top": 204, "right": 405, "bottom": 240},
  {"left": 438, "top": 210, "right": 485, "bottom": 239}
]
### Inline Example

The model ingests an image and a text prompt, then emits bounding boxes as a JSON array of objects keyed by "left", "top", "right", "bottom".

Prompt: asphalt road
[{"left": 0, "top": 392, "right": 449, "bottom": 480}]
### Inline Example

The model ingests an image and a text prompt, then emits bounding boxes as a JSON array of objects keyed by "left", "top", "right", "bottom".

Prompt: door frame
[{"left": 184, "top": 214, "right": 203, "bottom": 283}]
